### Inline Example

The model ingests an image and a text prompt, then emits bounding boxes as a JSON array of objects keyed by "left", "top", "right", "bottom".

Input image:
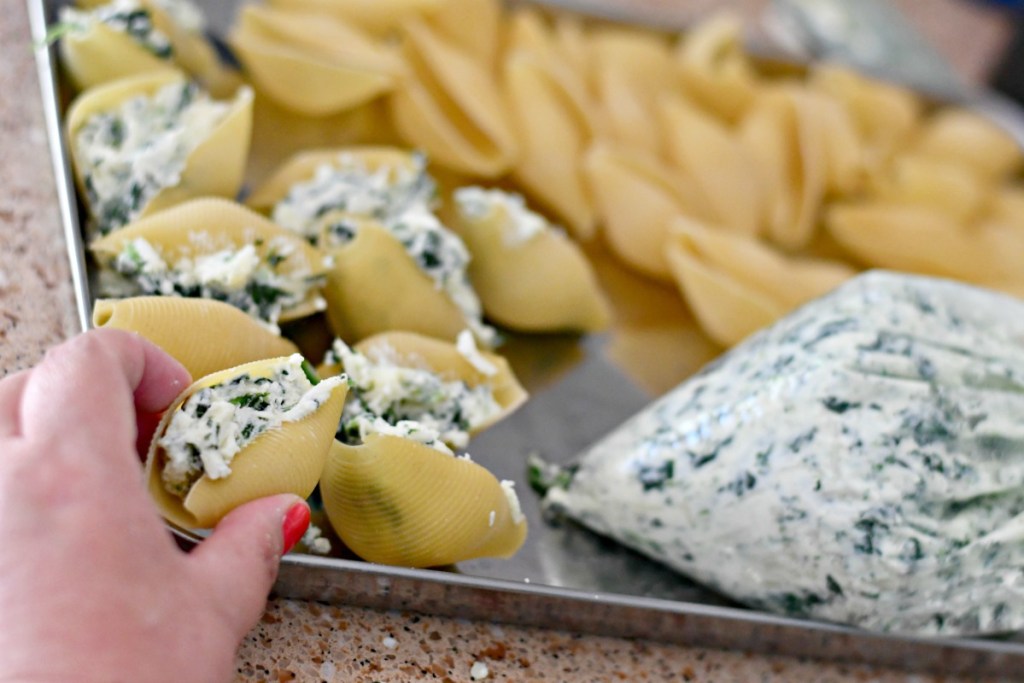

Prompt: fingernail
[{"left": 281, "top": 501, "right": 310, "bottom": 554}]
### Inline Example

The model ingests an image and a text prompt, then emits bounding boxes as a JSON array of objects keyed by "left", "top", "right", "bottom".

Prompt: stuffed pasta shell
[
  {"left": 89, "top": 198, "right": 328, "bottom": 330},
  {"left": 447, "top": 187, "right": 610, "bottom": 333},
  {"left": 146, "top": 354, "right": 347, "bottom": 529},
  {"left": 67, "top": 70, "right": 252, "bottom": 235},
  {"left": 317, "top": 333, "right": 527, "bottom": 566},
  {"left": 93, "top": 296, "right": 300, "bottom": 378}
]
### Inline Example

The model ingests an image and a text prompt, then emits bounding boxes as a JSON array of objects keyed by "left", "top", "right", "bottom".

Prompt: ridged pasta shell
[
  {"left": 267, "top": 0, "right": 446, "bottom": 36},
  {"left": 146, "top": 357, "right": 348, "bottom": 529},
  {"left": 59, "top": 19, "right": 176, "bottom": 92},
  {"left": 66, "top": 71, "right": 253, "bottom": 227},
  {"left": 910, "top": 109, "right": 1023, "bottom": 181},
  {"left": 658, "top": 94, "right": 762, "bottom": 236},
  {"left": 92, "top": 296, "right": 299, "bottom": 378},
  {"left": 827, "top": 202, "right": 1024, "bottom": 284},
  {"left": 666, "top": 216, "right": 854, "bottom": 347},
  {"left": 427, "top": 0, "right": 501, "bottom": 68},
  {"left": 246, "top": 146, "right": 421, "bottom": 213},
  {"left": 323, "top": 330, "right": 528, "bottom": 431},
  {"left": 582, "top": 142, "right": 713, "bottom": 281},
  {"left": 446, "top": 190, "right": 610, "bottom": 333},
  {"left": 229, "top": 5, "right": 403, "bottom": 116},
  {"left": 320, "top": 436, "right": 527, "bottom": 567},
  {"left": 674, "top": 13, "right": 758, "bottom": 123},
  {"left": 89, "top": 198, "right": 328, "bottom": 322},
  {"left": 984, "top": 185, "right": 1024, "bottom": 230},
  {"left": 868, "top": 155, "right": 987, "bottom": 223},
  {"left": 319, "top": 219, "right": 470, "bottom": 342},
  {"left": 389, "top": 19, "right": 518, "bottom": 177}
]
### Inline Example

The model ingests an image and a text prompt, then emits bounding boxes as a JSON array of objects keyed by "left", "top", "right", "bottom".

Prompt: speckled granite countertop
[{"left": 1, "top": 0, "right": 1015, "bottom": 681}]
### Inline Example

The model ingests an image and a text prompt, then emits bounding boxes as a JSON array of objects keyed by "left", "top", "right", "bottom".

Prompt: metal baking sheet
[{"left": 28, "top": 0, "right": 1024, "bottom": 676}]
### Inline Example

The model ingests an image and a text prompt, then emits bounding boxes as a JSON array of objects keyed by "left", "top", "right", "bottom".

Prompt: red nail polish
[{"left": 281, "top": 502, "right": 310, "bottom": 554}]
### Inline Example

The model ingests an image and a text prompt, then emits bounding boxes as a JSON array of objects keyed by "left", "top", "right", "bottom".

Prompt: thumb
[{"left": 187, "top": 494, "right": 310, "bottom": 637}]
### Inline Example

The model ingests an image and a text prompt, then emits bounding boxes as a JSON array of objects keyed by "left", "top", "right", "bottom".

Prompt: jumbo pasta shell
[
  {"left": 267, "top": 0, "right": 446, "bottom": 36},
  {"left": 247, "top": 146, "right": 421, "bottom": 212},
  {"left": 59, "top": 20, "right": 176, "bottom": 92},
  {"left": 389, "top": 19, "right": 518, "bottom": 177},
  {"left": 447, "top": 191, "right": 610, "bottom": 333},
  {"left": 229, "top": 5, "right": 402, "bottom": 116},
  {"left": 674, "top": 13, "right": 758, "bottom": 123},
  {"left": 66, "top": 71, "right": 253, "bottom": 224},
  {"left": 868, "top": 155, "right": 986, "bottom": 223},
  {"left": 146, "top": 357, "right": 348, "bottom": 529},
  {"left": 89, "top": 198, "right": 328, "bottom": 322},
  {"left": 911, "top": 108, "right": 1023, "bottom": 181},
  {"left": 93, "top": 296, "right": 299, "bottom": 378},
  {"left": 321, "top": 436, "right": 527, "bottom": 567},
  {"left": 427, "top": 0, "right": 501, "bottom": 67},
  {"left": 320, "top": 220, "right": 470, "bottom": 342}
]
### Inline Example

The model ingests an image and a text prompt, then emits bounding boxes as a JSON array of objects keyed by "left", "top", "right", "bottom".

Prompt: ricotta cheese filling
[
  {"left": 271, "top": 154, "right": 496, "bottom": 345},
  {"left": 159, "top": 354, "right": 343, "bottom": 497},
  {"left": 59, "top": 0, "right": 172, "bottom": 60},
  {"left": 108, "top": 235, "right": 323, "bottom": 330},
  {"left": 327, "top": 338, "right": 502, "bottom": 454},
  {"left": 74, "top": 81, "right": 231, "bottom": 235},
  {"left": 454, "top": 187, "right": 548, "bottom": 246}
]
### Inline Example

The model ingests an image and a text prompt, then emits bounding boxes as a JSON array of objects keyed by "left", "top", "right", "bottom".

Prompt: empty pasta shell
[
  {"left": 59, "top": 16, "right": 177, "bottom": 92},
  {"left": 320, "top": 219, "right": 474, "bottom": 343},
  {"left": 93, "top": 296, "right": 300, "bottom": 378},
  {"left": 983, "top": 184, "right": 1024, "bottom": 230},
  {"left": 246, "top": 146, "right": 422, "bottom": 213},
  {"left": 321, "top": 436, "right": 527, "bottom": 567},
  {"left": 910, "top": 108, "right": 1023, "bottom": 181},
  {"left": 389, "top": 19, "right": 518, "bottom": 177},
  {"left": 267, "top": 0, "right": 446, "bottom": 36},
  {"left": 827, "top": 202, "right": 1024, "bottom": 284},
  {"left": 229, "top": 5, "right": 403, "bottom": 116},
  {"left": 674, "top": 13, "right": 758, "bottom": 123},
  {"left": 583, "top": 142, "right": 713, "bottom": 281},
  {"left": 868, "top": 155, "right": 987, "bottom": 223},
  {"left": 320, "top": 330, "right": 528, "bottom": 432},
  {"left": 146, "top": 356, "right": 348, "bottom": 529},
  {"left": 666, "top": 217, "right": 855, "bottom": 347},
  {"left": 89, "top": 198, "right": 328, "bottom": 323},
  {"left": 427, "top": 0, "right": 501, "bottom": 68},
  {"left": 658, "top": 94, "right": 762, "bottom": 236},
  {"left": 446, "top": 188, "right": 610, "bottom": 333},
  {"left": 504, "top": 52, "right": 597, "bottom": 239},
  {"left": 66, "top": 70, "right": 253, "bottom": 229}
]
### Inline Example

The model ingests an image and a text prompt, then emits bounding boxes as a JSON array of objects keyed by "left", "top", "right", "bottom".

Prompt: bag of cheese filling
[{"left": 542, "top": 270, "right": 1024, "bottom": 636}]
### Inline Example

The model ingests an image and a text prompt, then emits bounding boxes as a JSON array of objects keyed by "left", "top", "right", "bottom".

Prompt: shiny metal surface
[{"left": 29, "top": 0, "right": 1024, "bottom": 675}]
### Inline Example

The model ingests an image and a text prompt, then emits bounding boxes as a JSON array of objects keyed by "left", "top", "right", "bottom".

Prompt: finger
[
  {"left": 0, "top": 370, "right": 30, "bottom": 437},
  {"left": 188, "top": 495, "right": 308, "bottom": 638},
  {"left": 19, "top": 329, "right": 189, "bottom": 447}
]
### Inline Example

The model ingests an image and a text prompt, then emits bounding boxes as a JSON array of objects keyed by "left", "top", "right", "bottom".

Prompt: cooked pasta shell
[
  {"left": 583, "top": 142, "right": 713, "bottom": 281},
  {"left": 984, "top": 184, "right": 1024, "bottom": 230},
  {"left": 674, "top": 13, "right": 758, "bottom": 123},
  {"left": 320, "top": 219, "right": 472, "bottom": 343},
  {"left": 665, "top": 217, "right": 855, "bottom": 347},
  {"left": 267, "top": 0, "right": 446, "bottom": 36},
  {"left": 868, "top": 155, "right": 987, "bottom": 223},
  {"left": 66, "top": 71, "right": 253, "bottom": 228},
  {"left": 246, "top": 146, "right": 421, "bottom": 213},
  {"left": 146, "top": 356, "right": 348, "bottom": 529},
  {"left": 59, "top": 18, "right": 176, "bottom": 92},
  {"left": 504, "top": 52, "right": 597, "bottom": 239},
  {"left": 89, "top": 198, "right": 328, "bottom": 322},
  {"left": 388, "top": 19, "right": 518, "bottom": 177},
  {"left": 827, "top": 202, "right": 1024, "bottom": 283},
  {"left": 910, "top": 108, "right": 1023, "bottom": 181},
  {"left": 446, "top": 189, "right": 610, "bottom": 332},
  {"left": 658, "top": 94, "right": 761, "bottom": 236},
  {"left": 320, "top": 436, "right": 527, "bottom": 567},
  {"left": 229, "top": 5, "right": 403, "bottom": 116},
  {"left": 427, "top": 0, "right": 501, "bottom": 67},
  {"left": 320, "top": 330, "right": 527, "bottom": 431},
  {"left": 92, "top": 296, "right": 300, "bottom": 378}
]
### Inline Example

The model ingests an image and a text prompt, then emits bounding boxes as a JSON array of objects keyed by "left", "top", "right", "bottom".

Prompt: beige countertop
[{"left": 0, "top": 0, "right": 1015, "bottom": 681}]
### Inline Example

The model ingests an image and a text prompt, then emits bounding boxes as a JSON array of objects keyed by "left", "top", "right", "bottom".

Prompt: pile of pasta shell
[{"left": 54, "top": 0, "right": 1024, "bottom": 564}]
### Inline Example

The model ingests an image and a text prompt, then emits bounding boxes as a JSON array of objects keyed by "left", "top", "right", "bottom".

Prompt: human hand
[{"left": 0, "top": 329, "right": 310, "bottom": 683}]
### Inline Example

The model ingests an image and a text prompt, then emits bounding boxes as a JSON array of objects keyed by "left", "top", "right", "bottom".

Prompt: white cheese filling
[
  {"left": 74, "top": 81, "right": 231, "bottom": 235},
  {"left": 109, "top": 235, "right": 322, "bottom": 330},
  {"left": 328, "top": 338, "right": 502, "bottom": 453},
  {"left": 159, "top": 354, "right": 342, "bottom": 497},
  {"left": 59, "top": 0, "right": 172, "bottom": 60},
  {"left": 453, "top": 187, "right": 548, "bottom": 247}
]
